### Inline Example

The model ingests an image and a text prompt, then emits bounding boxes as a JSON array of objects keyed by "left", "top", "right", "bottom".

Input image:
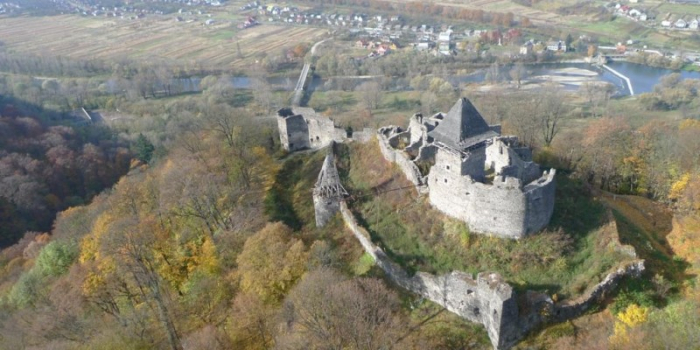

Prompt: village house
[
  {"left": 546, "top": 40, "right": 566, "bottom": 52},
  {"left": 675, "top": 18, "right": 687, "bottom": 28}
]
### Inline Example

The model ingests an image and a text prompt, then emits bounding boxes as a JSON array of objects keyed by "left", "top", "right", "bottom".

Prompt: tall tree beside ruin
[
  {"left": 539, "top": 84, "right": 566, "bottom": 146},
  {"left": 281, "top": 268, "right": 406, "bottom": 350}
]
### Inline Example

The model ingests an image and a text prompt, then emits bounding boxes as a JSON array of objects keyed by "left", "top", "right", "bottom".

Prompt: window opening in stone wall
[
  {"left": 316, "top": 136, "right": 320, "bottom": 141},
  {"left": 474, "top": 308, "right": 480, "bottom": 315},
  {"left": 444, "top": 179, "right": 448, "bottom": 183},
  {"left": 446, "top": 165, "right": 450, "bottom": 170}
]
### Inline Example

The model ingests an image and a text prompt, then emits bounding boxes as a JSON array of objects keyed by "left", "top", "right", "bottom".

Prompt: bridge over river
[{"left": 291, "top": 38, "right": 329, "bottom": 106}]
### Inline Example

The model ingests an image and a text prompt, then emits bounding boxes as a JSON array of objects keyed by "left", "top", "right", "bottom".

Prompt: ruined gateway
[{"left": 378, "top": 97, "right": 556, "bottom": 238}]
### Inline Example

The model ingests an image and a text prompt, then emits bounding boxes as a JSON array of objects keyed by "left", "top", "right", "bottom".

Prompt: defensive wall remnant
[
  {"left": 337, "top": 199, "right": 644, "bottom": 349},
  {"left": 276, "top": 107, "right": 372, "bottom": 152}
]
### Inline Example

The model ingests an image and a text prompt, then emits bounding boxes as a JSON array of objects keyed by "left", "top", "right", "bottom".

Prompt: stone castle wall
[
  {"left": 485, "top": 139, "right": 541, "bottom": 184},
  {"left": 313, "top": 194, "right": 342, "bottom": 228},
  {"left": 427, "top": 147, "right": 556, "bottom": 239},
  {"left": 277, "top": 114, "right": 310, "bottom": 152},
  {"left": 523, "top": 170, "right": 557, "bottom": 234},
  {"left": 339, "top": 201, "right": 520, "bottom": 349},
  {"left": 338, "top": 201, "right": 645, "bottom": 349},
  {"left": 377, "top": 127, "right": 428, "bottom": 193},
  {"left": 277, "top": 107, "right": 346, "bottom": 152}
]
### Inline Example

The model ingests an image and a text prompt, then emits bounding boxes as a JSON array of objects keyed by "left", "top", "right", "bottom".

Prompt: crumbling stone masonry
[
  {"left": 378, "top": 97, "right": 556, "bottom": 238},
  {"left": 312, "top": 144, "right": 348, "bottom": 227},
  {"left": 337, "top": 199, "right": 644, "bottom": 349},
  {"left": 277, "top": 107, "right": 347, "bottom": 152}
]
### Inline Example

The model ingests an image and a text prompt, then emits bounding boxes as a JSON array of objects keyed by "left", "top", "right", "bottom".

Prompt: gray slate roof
[{"left": 428, "top": 97, "right": 498, "bottom": 150}]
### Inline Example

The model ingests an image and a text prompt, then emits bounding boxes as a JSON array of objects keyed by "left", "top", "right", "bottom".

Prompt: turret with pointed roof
[
  {"left": 313, "top": 146, "right": 348, "bottom": 200},
  {"left": 313, "top": 143, "right": 348, "bottom": 227},
  {"left": 428, "top": 97, "right": 498, "bottom": 150}
]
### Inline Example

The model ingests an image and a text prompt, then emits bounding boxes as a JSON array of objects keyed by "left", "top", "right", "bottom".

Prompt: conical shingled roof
[
  {"left": 313, "top": 148, "right": 348, "bottom": 199},
  {"left": 428, "top": 97, "right": 498, "bottom": 149}
]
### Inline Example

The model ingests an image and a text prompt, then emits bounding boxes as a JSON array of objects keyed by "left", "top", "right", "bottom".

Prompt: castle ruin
[
  {"left": 304, "top": 105, "right": 643, "bottom": 349},
  {"left": 378, "top": 97, "right": 556, "bottom": 238},
  {"left": 277, "top": 107, "right": 347, "bottom": 152},
  {"left": 277, "top": 106, "right": 374, "bottom": 151}
]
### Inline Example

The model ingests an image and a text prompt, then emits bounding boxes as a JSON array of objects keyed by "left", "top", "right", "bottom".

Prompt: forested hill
[{"left": 0, "top": 102, "right": 131, "bottom": 247}]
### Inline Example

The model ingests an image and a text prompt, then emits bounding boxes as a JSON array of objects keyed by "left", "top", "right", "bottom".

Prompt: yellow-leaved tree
[
  {"left": 610, "top": 304, "right": 649, "bottom": 348},
  {"left": 235, "top": 222, "right": 308, "bottom": 303}
]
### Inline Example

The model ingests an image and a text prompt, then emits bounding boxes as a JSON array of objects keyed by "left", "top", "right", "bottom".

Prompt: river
[
  {"left": 95, "top": 61, "right": 700, "bottom": 97},
  {"left": 446, "top": 61, "right": 700, "bottom": 96}
]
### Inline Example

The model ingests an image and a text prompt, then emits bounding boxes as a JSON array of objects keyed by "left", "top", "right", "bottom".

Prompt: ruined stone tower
[
  {"left": 313, "top": 144, "right": 348, "bottom": 227},
  {"left": 377, "top": 97, "right": 556, "bottom": 239}
]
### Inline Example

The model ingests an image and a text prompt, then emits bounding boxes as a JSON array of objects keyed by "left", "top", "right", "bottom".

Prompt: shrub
[{"left": 35, "top": 240, "right": 79, "bottom": 277}]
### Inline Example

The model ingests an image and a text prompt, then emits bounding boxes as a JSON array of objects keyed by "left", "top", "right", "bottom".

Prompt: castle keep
[{"left": 378, "top": 97, "right": 556, "bottom": 238}]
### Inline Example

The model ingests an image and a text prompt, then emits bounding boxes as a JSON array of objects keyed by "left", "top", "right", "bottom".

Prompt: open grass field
[
  {"left": 386, "top": 0, "right": 585, "bottom": 25},
  {"left": 655, "top": 3, "right": 700, "bottom": 17},
  {"left": 0, "top": 14, "right": 327, "bottom": 69}
]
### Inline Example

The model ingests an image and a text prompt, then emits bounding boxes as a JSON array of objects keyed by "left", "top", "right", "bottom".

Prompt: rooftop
[{"left": 428, "top": 97, "right": 498, "bottom": 150}]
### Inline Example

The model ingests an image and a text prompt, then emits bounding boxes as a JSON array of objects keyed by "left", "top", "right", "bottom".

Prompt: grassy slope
[{"left": 334, "top": 141, "right": 633, "bottom": 298}]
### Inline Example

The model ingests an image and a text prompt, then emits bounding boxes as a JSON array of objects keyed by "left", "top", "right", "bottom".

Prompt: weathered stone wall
[
  {"left": 485, "top": 139, "right": 541, "bottom": 184},
  {"left": 306, "top": 114, "right": 345, "bottom": 149},
  {"left": 377, "top": 127, "right": 428, "bottom": 193},
  {"left": 277, "top": 114, "right": 310, "bottom": 152},
  {"left": 428, "top": 146, "right": 557, "bottom": 238},
  {"left": 339, "top": 202, "right": 520, "bottom": 349},
  {"left": 277, "top": 107, "right": 347, "bottom": 152},
  {"left": 523, "top": 170, "right": 557, "bottom": 235},
  {"left": 552, "top": 260, "right": 644, "bottom": 322},
  {"left": 429, "top": 166, "right": 529, "bottom": 238},
  {"left": 416, "top": 143, "right": 437, "bottom": 162},
  {"left": 338, "top": 200, "right": 645, "bottom": 349},
  {"left": 314, "top": 194, "right": 341, "bottom": 227}
]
